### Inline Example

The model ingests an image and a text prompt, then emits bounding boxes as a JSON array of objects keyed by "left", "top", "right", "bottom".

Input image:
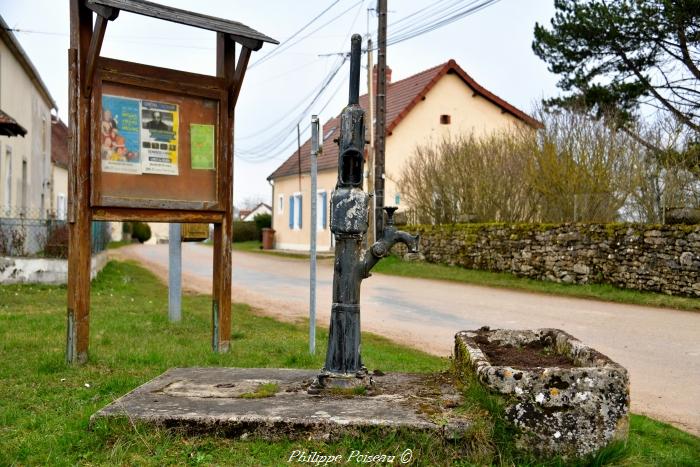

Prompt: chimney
[{"left": 372, "top": 64, "right": 392, "bottom": 95}]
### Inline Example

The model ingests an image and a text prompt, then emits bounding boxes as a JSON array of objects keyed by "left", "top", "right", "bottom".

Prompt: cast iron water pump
[{"left": 312, "top": 34, "right": 419, "bottom": 390}]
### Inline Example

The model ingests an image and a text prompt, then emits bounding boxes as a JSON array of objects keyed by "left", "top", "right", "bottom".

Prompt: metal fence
[{"left": 0, "top": 207, "right": 110, "bottom": 258}]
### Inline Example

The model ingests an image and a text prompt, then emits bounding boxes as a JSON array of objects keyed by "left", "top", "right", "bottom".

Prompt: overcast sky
[{"left": 0, "top": 0, "right": 561, "bottom": 206}]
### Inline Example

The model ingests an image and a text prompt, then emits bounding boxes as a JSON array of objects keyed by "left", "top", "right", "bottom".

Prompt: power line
[
  {"left": 235, "top": 55, "right": 349, "bottom": 161},
  {"left": 248, "top": 0, "right": 342, "bottom": 68},
  {"left": 320, "top": 0, "right": 502, "bottom": 55},
  {"left": 250, "top": 0, "right": 362, "bottom": 69},
  {"left": 236, "top": 0, "right": 368, "bottom": 162}
]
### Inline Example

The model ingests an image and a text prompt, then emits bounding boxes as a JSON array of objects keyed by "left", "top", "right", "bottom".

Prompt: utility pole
[
  {"left": 374, "top": 0, "right": 387, "bottom": 238},
  {"left": 366, "top": 37, "right": 375, "bottom": 244},
  {"left": 309, "top": 115, "right": 319, "bottom": 355}
]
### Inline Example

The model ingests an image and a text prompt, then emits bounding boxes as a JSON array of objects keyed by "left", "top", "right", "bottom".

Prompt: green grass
[
  {"left": 1, "top": 261, "right": 697, "bottom": 466},
  {"left": 238, "top": 383, "right": 280, "bottom": 399},
  {"left": 372, "top": 255, "right": 700, "bottom": 312},
  {"left": 232, "top": 240, "right": 263, "bottom": 252},
  {"left": 107, "top": 240, "right": 132, "bottom": 250},
  {"left": 232, "top": 242, "right": 700, "bottom": 312}
]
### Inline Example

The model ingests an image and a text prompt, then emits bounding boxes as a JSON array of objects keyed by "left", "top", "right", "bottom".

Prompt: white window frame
[
  {"left": 292, "top": 192, "right": 302, "bottom": 230},
  {"left": 57, "top": 193, "right": 67, "bottom": 220},
  {"left": 316, "top": 189, "right": 326, "bottom": 231},
  {"left": 278, "top": 194, "right": 284, "bottom": 214},
  {"left": 4, "top": 145, "right": 12, "bottom": 215}
]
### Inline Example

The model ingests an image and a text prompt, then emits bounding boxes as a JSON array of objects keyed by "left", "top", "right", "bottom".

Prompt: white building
[{"left": 0, "top": 14, "right": 56, "bottom": 218}]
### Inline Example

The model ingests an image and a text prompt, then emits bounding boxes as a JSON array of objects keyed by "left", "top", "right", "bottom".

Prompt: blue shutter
[
  {"left": 298, "top": 194, "right": 303, "bottom": 229},
  {"left": 321, "top": 192, "right": 327, "bottom": 229},
  {"left": 289, "top": 196, "right": 294, "bottom": 229}
]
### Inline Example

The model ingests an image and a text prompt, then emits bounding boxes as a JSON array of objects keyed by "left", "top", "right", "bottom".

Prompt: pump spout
[{"left": 361, "top": 207, "right": 419, "bottom": 277}]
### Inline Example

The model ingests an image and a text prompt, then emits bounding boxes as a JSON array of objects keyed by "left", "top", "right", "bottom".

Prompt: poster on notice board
[{"left": 100, "top": 95, "right": 179, "bottom": 176}]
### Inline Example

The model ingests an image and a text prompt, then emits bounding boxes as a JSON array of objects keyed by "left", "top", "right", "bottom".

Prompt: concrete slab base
[{"left": 91, "top": 367, "right": 472, "bottom": 440}]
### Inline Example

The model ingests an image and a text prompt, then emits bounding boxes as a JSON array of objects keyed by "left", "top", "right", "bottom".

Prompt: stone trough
[{"left": 455, "top": 328, "right": 629, "bottom": 458}]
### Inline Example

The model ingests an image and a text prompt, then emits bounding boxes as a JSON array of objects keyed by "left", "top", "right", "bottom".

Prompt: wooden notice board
[
  {"left": 67, "top": 0, "right": 277, "bottom": 365},
  {"left": 90, "top": 58, "right": 226, "bottom": 212}
]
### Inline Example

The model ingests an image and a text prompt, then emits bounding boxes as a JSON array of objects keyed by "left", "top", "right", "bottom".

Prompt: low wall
[
  {"left": 403, "top": 223, "right": 700, "bottom": 297},
  {"left": 0, "top": 251, "right": 109, "bottom": 285}
]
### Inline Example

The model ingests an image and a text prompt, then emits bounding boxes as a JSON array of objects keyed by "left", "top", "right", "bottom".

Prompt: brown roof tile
[{"left": 268, "top": 60, "right": 540, "bottom": 180}]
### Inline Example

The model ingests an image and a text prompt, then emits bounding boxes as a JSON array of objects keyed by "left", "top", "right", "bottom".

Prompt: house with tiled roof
[
  {"left": 0, "top": 14, "right": 56, "bottom": 218},
  {"left": 267, "top": 59, "right": 540, "bottom": 251}
]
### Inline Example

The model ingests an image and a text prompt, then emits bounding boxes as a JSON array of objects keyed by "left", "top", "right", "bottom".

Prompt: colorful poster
[
  {"left": 101, "top": 95, "right": 141, "bottom": 174},
  {"left": 140, "top": 100, "right": 179, "bottom": 176},
  {"left": 190, "top": 124, "right": 215, "bottom": 170}
]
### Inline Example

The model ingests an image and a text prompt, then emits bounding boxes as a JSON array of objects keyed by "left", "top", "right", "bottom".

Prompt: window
[
  {"left": 42, "top": 117, "right": 47, "bottom": 154},
  {"left": 440, "top": 114, "right": 451, "bottom": 124},
  {"left": 57, "top": 193, "right": 67, "bottom": 220},
  {"left": 21, "top": 159, "right": 27, "bottom": 215},
  {"left": 289, "top": 193, "right": 302, "bottom": 230},
  {"left": 4, "top": 146, "right": 12, "bottom": 214},
  {"left": 394, "top": 193, "right": 401, "bottom": 205},
  {"left": 278, "top": 194, "right": 284, "bottom": 214},
  {"left": 316, "top": 191, "right": 327, "bottom": 230}
]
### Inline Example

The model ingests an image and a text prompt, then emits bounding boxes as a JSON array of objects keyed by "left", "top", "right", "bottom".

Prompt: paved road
[{"left": 117, "top": 243, "right": 700, "bottom": 435}]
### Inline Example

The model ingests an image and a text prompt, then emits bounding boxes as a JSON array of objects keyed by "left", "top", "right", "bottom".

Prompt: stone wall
[{"left": 403, "top": 223, "right": 700, "bottom": 297}]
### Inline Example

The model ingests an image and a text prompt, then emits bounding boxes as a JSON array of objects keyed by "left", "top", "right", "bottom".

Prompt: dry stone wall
[{"left": 403, "top": 223, "right": 700, "bottom": 297}]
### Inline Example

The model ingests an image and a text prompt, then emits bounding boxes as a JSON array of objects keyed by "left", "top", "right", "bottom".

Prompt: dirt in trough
[{"left": 474, "top": 333, "right": 576, "bottom": 369}]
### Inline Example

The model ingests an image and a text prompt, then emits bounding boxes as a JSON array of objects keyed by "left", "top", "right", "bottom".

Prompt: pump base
[{"left": 307, "top": 369, "right": 373, "bottom": 394}]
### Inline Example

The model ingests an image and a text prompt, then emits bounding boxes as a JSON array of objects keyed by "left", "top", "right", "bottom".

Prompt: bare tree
[
  {"left": 526, "top": 109, "right": 638, "bottom": 223},
  {"left": 399, "top": 132, "right": 536, "bottom": 224},
  {"left": 400, "top": 109, "right": 645, "bottom": 224},
  {"left": 626, "top": 117, "right": 700, "bottom": 222}
]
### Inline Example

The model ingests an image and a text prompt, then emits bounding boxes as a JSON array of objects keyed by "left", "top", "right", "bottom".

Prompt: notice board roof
[{"left": 86, "top": 0, "right": 278, "bottom": 48}]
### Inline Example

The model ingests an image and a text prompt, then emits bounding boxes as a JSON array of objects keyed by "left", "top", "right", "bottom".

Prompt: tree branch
[
  {"left": 677, "top": 23, "right": 700, "bottom": 80},
  {"left": 613, "top": 43, "right": 700, "bottom": 131}
]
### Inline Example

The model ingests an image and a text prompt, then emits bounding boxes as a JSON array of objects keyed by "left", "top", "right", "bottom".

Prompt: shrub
[
  {"left": 253, "top": 212, "right": 272, "bottom": 231},
  {"left": 233, "top": 221, "right": 259, "bottom": 242},
  {"left": 131, "top": 222, "right": 152, "bottom": 243}
]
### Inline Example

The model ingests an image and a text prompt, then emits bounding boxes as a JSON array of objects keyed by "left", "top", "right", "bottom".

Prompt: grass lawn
[
  {"left": 107, "top": 240, "right": 132, "bottom": 250},
  {"left": 1, "top": 261, "right": 697, "bottom": 466},
  {"left": 371, "top": 256, "right": 700, "bottom": 312},
  {"left": 233, "top": 241, "right": 700, "bottom": 312}
]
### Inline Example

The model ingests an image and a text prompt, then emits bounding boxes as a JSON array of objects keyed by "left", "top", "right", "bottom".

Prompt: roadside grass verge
[
  {"left": 372, "top": 256, "right": 700, "bottom": 312},
  {"left": 232, "top": 242, "right": 700, "bottom": 311},
  {"left": 107, "top": 240, "right": 132, "bottom": 250},
  {"left": 0, "top": 261, "right": 696, "bottom": 465}
]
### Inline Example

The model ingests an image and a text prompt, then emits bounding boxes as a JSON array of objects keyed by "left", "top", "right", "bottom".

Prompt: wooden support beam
[
  {"left": 67, "top": 0, "right": 94, "bottom": 365},
  {"left": 211, "top": 32, "right": 235, "bottom": 353},
  {"left": 229, "top": 34, "right": 262, "bottom": 51},
  {"left": 84, "top": 15, "right": 108, "bottom": 95},
  {"left": 87, "top": 3, "right": 119, "bottom": 20},
  {"left": 230, "top": 46, "right": 252, "bottom": 108}
]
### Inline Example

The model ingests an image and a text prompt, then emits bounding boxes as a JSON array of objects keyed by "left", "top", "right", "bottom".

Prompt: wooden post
[
  {"left": 212, "top": 33, "right": 236, "bottom": 353},
  {"left": 67, "top": 0, "right": 93, "bottom": 364}
]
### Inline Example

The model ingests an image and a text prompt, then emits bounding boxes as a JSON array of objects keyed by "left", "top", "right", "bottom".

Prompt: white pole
[
  {"left": 168, "top": 223, "right": 182, "bottom": 322},
  {"left": 309, "top": 115, "right": 319, "bottom": 355}
]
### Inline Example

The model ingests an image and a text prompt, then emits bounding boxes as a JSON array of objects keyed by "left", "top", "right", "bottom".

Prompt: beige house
[
  {"left": 0, "top": 14, "right": 56, "bottom": 218},
  {"left": 267, "top": 60, "right": 540, "bottom": 251}
]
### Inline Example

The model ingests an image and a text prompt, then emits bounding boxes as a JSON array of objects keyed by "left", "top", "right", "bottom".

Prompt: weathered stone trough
[{"left": 454, "top": 328, "right": 629, "bottom": 458}]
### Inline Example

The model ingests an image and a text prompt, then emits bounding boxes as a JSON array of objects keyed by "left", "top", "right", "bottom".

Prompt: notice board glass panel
[{"left": 93, "top": 82, "right": 219, "bottom": 209}]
